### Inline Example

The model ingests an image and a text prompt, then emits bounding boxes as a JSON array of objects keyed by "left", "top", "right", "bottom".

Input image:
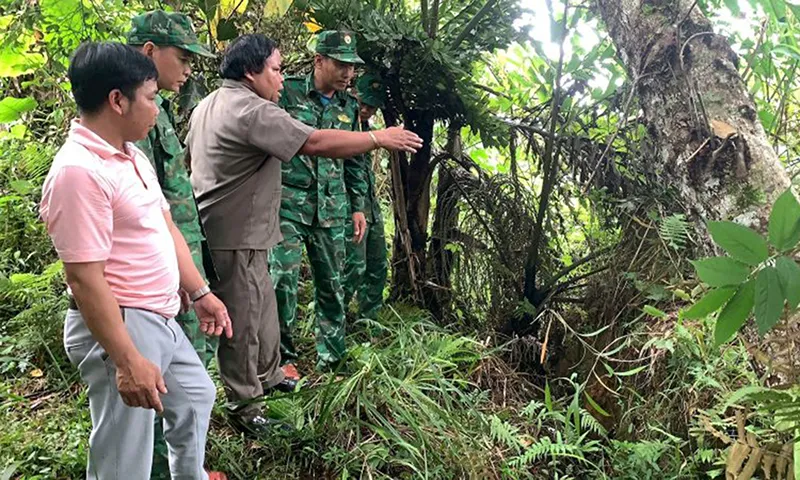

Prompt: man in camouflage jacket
[
  {"left": 343, "top": 72, "right": 388, "bottom": 323},
  {"left": 127, "top": 10, "right": 226, "bottom": 480},
  {"left": 270, "top": 30, "right": 368, "bottom": 373}
]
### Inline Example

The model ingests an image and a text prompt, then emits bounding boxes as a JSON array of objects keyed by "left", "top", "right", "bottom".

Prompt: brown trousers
[{"left": 210, "top": 249, "right": 284, "bottom": 419}]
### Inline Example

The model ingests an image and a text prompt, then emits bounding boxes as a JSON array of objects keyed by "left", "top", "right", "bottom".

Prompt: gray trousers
[
  {"left": 64, "top": 307, "right": 215, "bottom": 480},
  {"left": 210, "top": 249, "right": 284, "bottom": 420}
]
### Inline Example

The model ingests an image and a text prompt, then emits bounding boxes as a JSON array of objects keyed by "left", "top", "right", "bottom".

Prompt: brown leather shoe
[{"left": 282, "top": 363, "right": 300, "bottom": 380}]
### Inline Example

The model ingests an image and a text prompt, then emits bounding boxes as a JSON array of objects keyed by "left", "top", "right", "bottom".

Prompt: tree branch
[{"left": 542, "top": 246, "right": 612, "bottom": 292}]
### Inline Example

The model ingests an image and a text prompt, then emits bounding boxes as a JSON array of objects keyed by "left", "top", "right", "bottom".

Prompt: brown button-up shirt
[{"left": 187, "top": 79, "right": 314, "bottom": 250}]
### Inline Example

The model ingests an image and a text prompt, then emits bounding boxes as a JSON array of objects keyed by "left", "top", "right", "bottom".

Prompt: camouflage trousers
[
  {"left": 151, "top": 241, "right": 217, "bottom": 480},
  {"left": 269, "top": 217, "right": 346, "bottom": 370},
  {"left": 343, "top": 213, "right": 388, "bottom": 321}
]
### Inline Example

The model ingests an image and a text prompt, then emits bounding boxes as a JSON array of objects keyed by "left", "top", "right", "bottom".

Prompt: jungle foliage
[{"left": 3, "top": 0, "right": 800, "bottom": 478}]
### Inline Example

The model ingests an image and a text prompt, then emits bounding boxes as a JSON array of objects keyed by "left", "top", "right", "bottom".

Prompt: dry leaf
[
  {"left": 30, "top": 368, "right": 43, "bottom": 378},
  {"left": 711, "top": 119, "right": 737, "bottom": 138}
]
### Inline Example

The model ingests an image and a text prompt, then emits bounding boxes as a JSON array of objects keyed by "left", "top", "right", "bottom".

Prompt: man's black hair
[
  {"left": 68, "top": 41, "right": 158, "bottom": 115},
  {"left": 220, "top": 34, "right": 278, "bottom": 80}
]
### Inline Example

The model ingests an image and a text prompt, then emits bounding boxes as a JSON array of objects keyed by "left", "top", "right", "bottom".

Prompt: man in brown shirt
[{"left": 187, "top": 33, "right": 421, "bottom": 435}]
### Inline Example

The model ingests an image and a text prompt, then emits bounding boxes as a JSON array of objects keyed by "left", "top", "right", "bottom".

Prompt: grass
[
  {"left": 0, "top": 280, "right": 780, "bottom": 479},
  {"left": 0, "top": 305, "right": 528, "bottom": 479}
]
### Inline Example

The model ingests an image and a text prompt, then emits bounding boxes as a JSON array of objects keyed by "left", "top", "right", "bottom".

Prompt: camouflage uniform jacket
[
  {"left": 355, "top": 119, "right": 382, "bottom": 224},
  {"left": 135, "top": 94, "right": 204, "bottom": 244},
  {"left": 278, "top": 74, "right": 367, "bottom": 227}
]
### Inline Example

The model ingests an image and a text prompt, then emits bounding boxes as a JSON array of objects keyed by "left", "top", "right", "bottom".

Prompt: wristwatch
[{"left": 189, "top": 285, "right": 211, "bottom": 302}]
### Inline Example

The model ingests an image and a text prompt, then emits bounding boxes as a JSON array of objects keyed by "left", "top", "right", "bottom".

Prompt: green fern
[
  {"left": 580, "top": 410, "right": 607, "bottom": 437},
  {"left": 659, "top": 213, "right": 690, "bottom": 250},
  {"left": 521, "top": 400, "right": 546, "bottom": 418},
  {"left": 489, "top": 415, "right": 523, "bottom": 452},
  {"left": 509, "top": 436, "right": 590, "bottom": 468}
]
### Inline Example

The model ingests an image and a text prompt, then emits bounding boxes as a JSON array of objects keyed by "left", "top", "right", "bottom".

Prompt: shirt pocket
[{"left": 281, "top": 157, "right": 314, "bottom": 189}]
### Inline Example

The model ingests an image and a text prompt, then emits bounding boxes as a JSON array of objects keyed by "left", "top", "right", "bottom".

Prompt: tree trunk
[
  {"left": 385, "top": 109, "right": 436, "bottom": 304},
  {"left": 428, "top": 127, "right": 463, "bottom": 319},
  {"left": 594, "top": 0, "right": 800, "bottom": 381},
  {"left": 593, "top": 0, "right": 789, "bottom": 232}
]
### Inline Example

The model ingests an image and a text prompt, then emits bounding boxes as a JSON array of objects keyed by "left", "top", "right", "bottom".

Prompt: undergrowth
[{"left": 0, "top": 116, "right": 792, "bottom": 480}]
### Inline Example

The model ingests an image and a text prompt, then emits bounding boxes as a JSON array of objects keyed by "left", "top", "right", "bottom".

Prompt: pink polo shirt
[{"left": 40, "top": 120, "right": 180, "bottom": 318}]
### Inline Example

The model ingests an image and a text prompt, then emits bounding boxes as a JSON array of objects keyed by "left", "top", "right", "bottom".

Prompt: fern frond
[
  {"left": 509, "top": 436, "right": 588, "bottom": 468},
  {"left": 489, "top": 415, "right": 522, "bottom": 452},
  {"left": 521, "top": 400, "right": 545, "bottom": 418},
  {"left": 659, "top": 213, "right": 690, "bottom": 250},
  {"left": 580, "top": 410, "right": 607, "bottom": 436}
]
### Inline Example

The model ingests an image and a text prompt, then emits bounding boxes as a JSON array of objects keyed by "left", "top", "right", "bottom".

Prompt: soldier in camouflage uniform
[
  {"left": 127, "top": 11, "right": 226, "bottom": 480},
  {"left": 270, "top": 31, "right": 368, "bottom": 373},
  {"left": 343, "top": 72, "right": 389, "bottom": 322}
]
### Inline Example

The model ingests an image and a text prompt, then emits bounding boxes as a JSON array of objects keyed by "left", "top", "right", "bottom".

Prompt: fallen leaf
[
  {"left": 711, "top": 119, "right": 737, "bottom": 138},
  {"left": 30, "top": 368, "right": 43, "bottom": 378}
]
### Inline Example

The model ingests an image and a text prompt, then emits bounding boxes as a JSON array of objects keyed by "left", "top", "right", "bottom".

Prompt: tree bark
[
  {"left": 593, "top": 0, "right": 789, "bottom": 233},
  {"left": 594, "top": 0, "right": 800, "bottom": 381},
  {"left": 428, "top": 127, "right": 463, "bottom": 319},
  {"left": 385, "top": 109, "right": 436, "bottom": 304}
]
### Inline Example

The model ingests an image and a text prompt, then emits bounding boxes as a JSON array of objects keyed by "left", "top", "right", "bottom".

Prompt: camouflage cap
[
  {"left": 126, "top": 10, "right": 214, "bottom": 58},
  {"left": 314, "top": 30, "right": 364, "bottom": 64},
  {"left": 355, "top": 72, "right": 385, "bottom": 108}
]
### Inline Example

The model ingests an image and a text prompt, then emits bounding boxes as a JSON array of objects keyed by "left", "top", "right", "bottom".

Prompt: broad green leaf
[
  {"left": 216, "top": 19, "right": 238, "bottom": 41},
  {"left": 265, "top": 0, "right": 293, "bottom": 17},
  {"left": 776, "top": 256, "right": 800, "bottom": 310},
  {"left": 754, "top": 267, "right": 784, "bottom": 335},
  {"left": 707, "top": 221, "right": 769, "bottom": 266},
  {"left": 769, "top": 189, "right": 800, "bottom": 251},
  {"left": 761, "top": 0, "right": 787, "bottom": 19},
  {"left": 691, "top": 257, "right": 751, "bottom": 287},
  {"left": 684, "top": 287, "right": 737, "bottom": 319},
  {"left": 0, "top": 97, "right": 37, "bottom": 123},
  {"left": 0, "top": 49, "right": 44, "bottom": 78},
  {"left": 714, "top": 279, "right": 755, "bottom": 346}
]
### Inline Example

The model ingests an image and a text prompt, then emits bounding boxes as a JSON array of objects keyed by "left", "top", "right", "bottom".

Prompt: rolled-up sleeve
[
  {"left": 40, "top": 166, "right": 113, "bottom": 263},
  {"left": 247, "top": 102, "right": 314, "bottom": 162}
]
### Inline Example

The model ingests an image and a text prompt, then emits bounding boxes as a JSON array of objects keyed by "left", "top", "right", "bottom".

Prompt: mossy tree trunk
[{"left": 594, "top": 0, "right": 789, "bottom": 234}]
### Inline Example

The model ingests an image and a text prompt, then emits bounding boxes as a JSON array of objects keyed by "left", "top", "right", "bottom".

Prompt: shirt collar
[
  {"left": 222, "top": 78, "right": 257, "bottom": 95},
  {"left": 68, "top": 119, "right": 137, "bottom": 162}
]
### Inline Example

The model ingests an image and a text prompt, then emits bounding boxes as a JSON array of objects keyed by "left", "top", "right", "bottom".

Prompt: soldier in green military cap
[
  {"left": 126, "top": 10, "right": 226, "bottom": 480},
  {"left": 343, "top": 72, "right": 389, "bottom": 324},
  {"left": 270, "top": 30, "right": 368, "bottom": 378}
]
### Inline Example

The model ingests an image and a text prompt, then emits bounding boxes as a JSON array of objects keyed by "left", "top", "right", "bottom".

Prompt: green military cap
[
  {"left": 355, "top": 72, "right": 385, "bottom": 108},
  {"left": 314, "top": 30, "right": 364, "bottom": 64},
  {"left": 126, "top": 10, "right": 215, "bottom": 58}
]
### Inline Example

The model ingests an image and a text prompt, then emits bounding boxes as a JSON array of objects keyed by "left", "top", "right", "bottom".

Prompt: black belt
[{"left": 67, "top": 296, "right": 170, "bottom": 321}]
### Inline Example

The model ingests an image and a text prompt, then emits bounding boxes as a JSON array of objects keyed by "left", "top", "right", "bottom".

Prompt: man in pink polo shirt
[{"left": 40, "top": 41, "right": 232, "bottom": 480}]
